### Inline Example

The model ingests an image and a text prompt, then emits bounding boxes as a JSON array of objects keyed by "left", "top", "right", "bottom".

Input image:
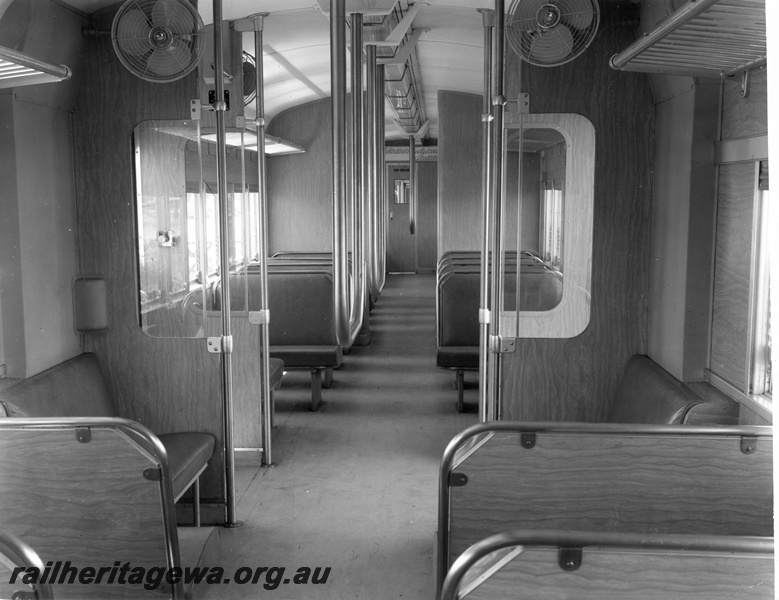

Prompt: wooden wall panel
[
  {"left": 438, "top": 91, "right": 483, "bottom": 256},
  {"left": 266, "top": 99, "right": 334, "bottom": 254},
  {"left": 500, "top": 2, "right": 654, "bottom": 421},
  {"left": 416, "top": 161, "right": 438, "bottom": 271},
  {"left": 71, "top": 15, "right": 246, "bottom": 505},
  {"left": 709, "top": 162, "right": 755, "bottom": 390},
  {"left": 721, "top": 67, "right": 767, "bottom": 141}
]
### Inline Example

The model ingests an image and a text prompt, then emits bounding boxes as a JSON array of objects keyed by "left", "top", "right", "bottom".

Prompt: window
[
  {"left": 749, "top": 162, "right": 772, "bottom": 399},
  {"left": 540, "top": 181, "right": 564, "bottom": 270}
]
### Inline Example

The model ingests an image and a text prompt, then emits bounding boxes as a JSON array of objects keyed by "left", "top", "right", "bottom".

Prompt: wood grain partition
[
  {"left": 500, "top": 2, "right": 654, "bottom": 420},
  {"left": 266, "top": 98, "right": 335, "bottom": 254},
  {"left": 416, "top": 161, "right": 438, "bottom": 272},
  {"left": 438, "top": 422, "right": 774, "bottom": 582},
  {"left": 71, "top": 12, "right": 245, "bottom": 510},
  {"left": 437, "top": 91, "right": 483, "bottom": 256}
]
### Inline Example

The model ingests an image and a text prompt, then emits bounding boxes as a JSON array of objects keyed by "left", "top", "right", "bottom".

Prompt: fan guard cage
[
  {"left": 111, "top": 0, "right": 204, "bottom": 83},
  {"left": 242, "top": 51, "right": 257, "bottom": 106},
  {"left": 506, "top": 0, "right": 600, "bottom": 67}
]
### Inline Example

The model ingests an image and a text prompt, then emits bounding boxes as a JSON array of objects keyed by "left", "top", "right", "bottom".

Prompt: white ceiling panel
[{"left": 57, "top": 0, "right": 494, "bottom": 141}]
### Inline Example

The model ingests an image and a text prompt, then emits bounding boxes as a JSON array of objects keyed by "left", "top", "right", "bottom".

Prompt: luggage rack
[
  {"left": 0, "top": 44, "right": 71, "bottom": 89},
  {"left": 610, "top": 0, "right": 766, "bottom": 96}
]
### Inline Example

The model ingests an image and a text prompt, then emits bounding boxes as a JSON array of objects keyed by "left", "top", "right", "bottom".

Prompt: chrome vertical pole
[
  {"left": 366, "top": 43, "right": 380, "bottom": 301},
  {"left": 350, "top": 12, "right": 367, "bottom": 341},
  {"left": 331, "top": 0, "right": 350, "bottom": 347},
  {"left": 213, "top": 0, "right": 238, "bottom": 526},
  {"left": 409, "top": 134, "right": 416, "bottom": 235},
  {"left": 238, "top": 13, "right": 274, "bottom": 466},
  {"left": 376, "top": 63, "right": 387, "bottom": 291},
  {"left": 488, "top": 0, "right": 505, "bottom": 422},
  {"left": 478, "top": 8, "right": 495, "bottom": 423}
]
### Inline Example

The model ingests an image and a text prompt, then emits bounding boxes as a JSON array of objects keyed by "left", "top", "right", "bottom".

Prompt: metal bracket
[
  {"left": 190, "top": 99, "right": 203, "bottom": 120},
  {"left": 448, "top": 472, "right": 469, "bottom": 487},
  {"left": 479, "top": 308, "right": 491, "bottom": 324},
  {"left": 207, "top": 335, "right": 234, "bottom": 354},
  {"left": 504, "top": 93, "right": 531, "bottom": 124},
  {"left": 489, "top": 335, "right": 516, "bottom": 354},
  {"left": 741, "top": 436, "right": 759, "bottom": 454},
  {"left": 208, "top": 89, "right": 230, "bottom": 112},
  {"left": 520, "top": 432, "right": 536, "bottom": 449},
  {"left": 233, "top": 12, "right": 269, "bottom": 33},
  {"left": 75, "top": 427, "right": 91, "bottom": 444},
  {"left": 249, "top": 309, "right": 270, "bottom": 326},
  {"left": 143, "top": 468, "right": 161, "bottom": 482},
  {"left": 558, "top": 547, "right": 582, "bottom": 571}
]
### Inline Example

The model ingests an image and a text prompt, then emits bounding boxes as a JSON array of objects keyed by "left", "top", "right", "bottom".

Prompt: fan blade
[
  {"left": 560, "top": 0, "right": 595, "bottom": 30},
  {"left": 147, "top": 40, "right": 192, "bottom": 77},
  {"left": 152, "top": 0, "right": 196, "bottom": 36},
  {"left": 527, "top": 25, "right": 574, "bottom": 65},
  {"left": 116, "top": 9, "right": 152, "bottom": 56}
]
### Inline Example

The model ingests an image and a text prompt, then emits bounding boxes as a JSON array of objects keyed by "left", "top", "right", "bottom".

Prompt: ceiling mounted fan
[
  {"left": 111, "top": 0, "right": 204, "bottom": 82},
  {"left": 506, "top": 0, "right": 600, "bottom": 66}
]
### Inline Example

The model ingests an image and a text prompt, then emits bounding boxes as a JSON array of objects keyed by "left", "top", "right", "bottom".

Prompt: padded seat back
[
  {"left": 606, "top": 355, "right": 703, "bottom": 424},
  {"left": 0, "top": 353, "right": 115, "bottom": 418}
]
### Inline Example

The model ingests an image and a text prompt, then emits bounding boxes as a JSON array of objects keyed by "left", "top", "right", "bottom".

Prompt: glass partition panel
[
  {"left": 500, "top": 113, "right": 595, "bottom": 339},
  {"left": 133, "top": 120, "right": 255, "bottom": 338}
]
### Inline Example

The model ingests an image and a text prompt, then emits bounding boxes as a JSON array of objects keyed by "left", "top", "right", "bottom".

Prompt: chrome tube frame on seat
[
  {"left": 439, "top": 529, "right": 775, "bottom": 600},
  {"left": 0, "top": 417, "right": 185, "bottom": 599},
  {"left": 0, "top": 525, "right": 54, "bottom": 599}
]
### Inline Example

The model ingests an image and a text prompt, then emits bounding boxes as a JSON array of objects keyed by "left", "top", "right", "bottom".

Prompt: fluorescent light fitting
[{"left": 199, "top": 131, "right": 305, "bottom": 155}]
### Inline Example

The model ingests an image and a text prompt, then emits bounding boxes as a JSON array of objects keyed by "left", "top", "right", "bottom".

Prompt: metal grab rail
[
  {"left": 435, "top": 420, "right": 774, "bottom": 594},
  {"left": 0, "top": 417, "right": 185, "bottom": 599},
  {"left": 439, "top": 529, "right": 774, "bottom": 600}
]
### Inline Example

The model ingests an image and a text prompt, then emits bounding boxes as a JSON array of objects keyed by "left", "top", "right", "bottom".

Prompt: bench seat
[{"left": 0, "top": 353, "right": 215, "bottom": 513}]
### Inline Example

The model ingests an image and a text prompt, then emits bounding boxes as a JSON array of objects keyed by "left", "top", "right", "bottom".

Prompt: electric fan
[
  {"left": 242, "top": 51, "right": 257, "bottom": 106},
  {"left": 111, "top": 0, "right": 204, "bottom": 82},
  {"left": 506, "top": 0, "right": 600, "bottom": 66}
]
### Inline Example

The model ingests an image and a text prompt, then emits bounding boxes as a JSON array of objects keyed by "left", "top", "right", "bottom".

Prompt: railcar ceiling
[{"left": 62, "top": 0, "right": 496, "bottom": 140}]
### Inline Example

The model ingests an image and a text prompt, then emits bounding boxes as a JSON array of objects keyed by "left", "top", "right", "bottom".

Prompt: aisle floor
[{"left": 205, "top": 273, "right": 476, "bottom": 600}]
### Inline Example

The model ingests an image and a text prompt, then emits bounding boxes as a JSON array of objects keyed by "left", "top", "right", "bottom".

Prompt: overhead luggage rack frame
[
  {"left": 610, "top": 0, "right": 766, "bottom": 82},
  {"left": 0, "top": 44, "right": 72, "bottom": 90}
]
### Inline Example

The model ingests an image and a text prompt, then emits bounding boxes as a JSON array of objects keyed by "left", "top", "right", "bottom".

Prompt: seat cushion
[
  {"left": 606, "top": 355, "right": 704, "bottom": 425},
  {"left": 0, "top": 353, "right": 116, "bottom": 418},
  {"left": 269, "top": 357, "right": 285, "bottom": 390},
  {"left": 157, "top": 432, "right": 216, "bottom": 500},
  {"left": 270, "top": 346, "right": 343, "bottom": 368},
  {"left": 437, "top": 347, "right": 479, "bottom": 370}
]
